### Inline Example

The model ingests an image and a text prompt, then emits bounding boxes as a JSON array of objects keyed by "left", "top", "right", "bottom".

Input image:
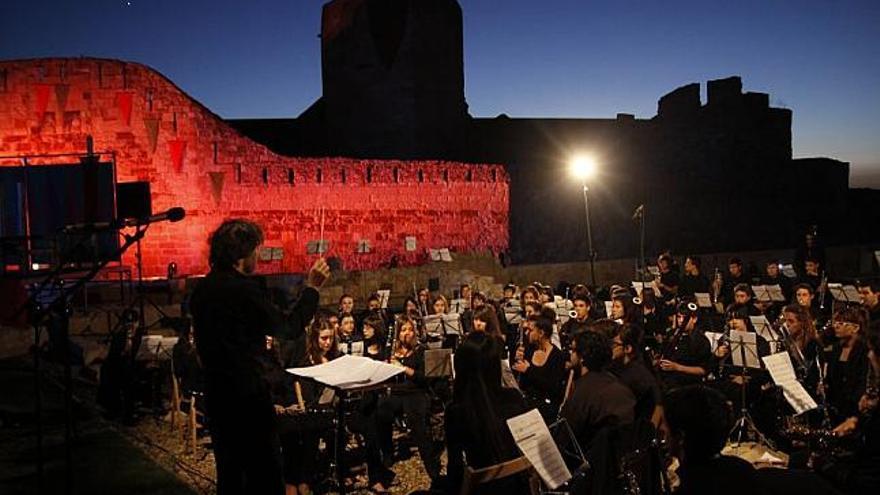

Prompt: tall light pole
[{"left": 571, "top": 156, "right": 597, "bottom": 287}]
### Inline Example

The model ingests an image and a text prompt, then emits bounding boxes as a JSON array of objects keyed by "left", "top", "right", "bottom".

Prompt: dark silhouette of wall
[{"left": 229, "top": 0, "right": 879, "bottom": 266}]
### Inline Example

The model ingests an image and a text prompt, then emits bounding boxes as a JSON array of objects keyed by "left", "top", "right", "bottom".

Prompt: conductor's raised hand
[{"left": 308, "top": 258, "right": 331, "bottom": 288}]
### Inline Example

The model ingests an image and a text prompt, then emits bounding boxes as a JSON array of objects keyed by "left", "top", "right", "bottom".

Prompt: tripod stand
[{"left": 726, "top": 331, "right": 774, "bottom": 449}]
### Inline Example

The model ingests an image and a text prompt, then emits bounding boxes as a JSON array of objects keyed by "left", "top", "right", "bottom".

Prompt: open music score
[
  {"left": 827, "top": 283, "right": 861, "bottom": 304},
  {"left": 762, "top": 352, "right": 818, "bottom": 415},
  {"left": 751, "top": 284, "right": 786, "bottom": 303},
  {"left": 287, "top": 354, "right": 404, "bottom": 390},
  {"left": 507, "top": 408, "right": 572, "bottom": 489}
]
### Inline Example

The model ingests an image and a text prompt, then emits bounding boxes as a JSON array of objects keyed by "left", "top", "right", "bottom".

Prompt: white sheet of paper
[
  {"left": 507, "top": 408, "right": 572, "bottom": 489},
  {"left": 377, "top": 289, "right": 391, "bottom": 309},
  {"left": 781, "top": 264, "right": 797, "bottom": 278},
  {"left": 695, "top": 292, "right": 712, "bottom": 308},
  {"left": 750, "top": 316, "right": 777, "bottom": 354},
  {"left": 766, "top": 284, "right": 785, "bottom": 302},
  {"left": 604, "top": 301, "right": 614, "bottom": 318},
  {"left": 648, "top": 265, "right": 660, "bottom": 277},
  {"left": 752, "top": 285, "right": 771, "bottom": 302},
  {"left": 501, "top": 359, "right": 520, "bottom": 390},
  {"left": 439, "top": 248, "right": 453, "bottom": 262},
  {"left": 442, "top": 313, "right": 463, "bottom": 335},
  {"left": 704, "top": 331, "right": 725, "bottom": 352},
  {"left": 429, "top": 249, "right": 441, "bottom": 261},
  {"left": 632, "top": 281, "right": 644, "bottom": 299},
  {"left": 729, "top": 330, "right": 761, "bottom": 369},
  {"left": 762, "top": 352, "right": 818, "bottom": 415},
  {"left": 844, "top": 285, "right": 861, "bottom": 302},
  {"left": 287, "top": 354, "right": 404, "bottom": 390}
]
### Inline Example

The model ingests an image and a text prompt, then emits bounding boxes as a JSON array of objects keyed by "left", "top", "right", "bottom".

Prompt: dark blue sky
[{"left": 2, "top": 0, "right": 878, "bottom": 187}]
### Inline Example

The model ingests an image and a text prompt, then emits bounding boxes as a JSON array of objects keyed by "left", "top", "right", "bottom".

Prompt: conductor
[{"left": 191, "top": 219, "right": 330, "bottom": 495}]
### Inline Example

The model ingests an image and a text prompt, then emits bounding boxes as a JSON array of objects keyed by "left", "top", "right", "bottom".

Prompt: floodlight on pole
[{"left": 570, "top": 155, "right": 597, "bottom": 287}]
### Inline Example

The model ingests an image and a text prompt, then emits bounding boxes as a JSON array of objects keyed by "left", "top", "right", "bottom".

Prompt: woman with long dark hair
[
  {"left": 513, "top": 314, "right": 567, "bottom": 422},
  {"left": 445, "top": 332, "right": 529, "bottom": 493}
]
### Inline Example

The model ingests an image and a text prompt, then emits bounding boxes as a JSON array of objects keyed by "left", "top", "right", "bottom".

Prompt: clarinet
[
  {"left": 818, "top": 270, "right": 828, "bottom": 311},
  {"left": 386, "top": 317, "right": 398, "bottom": 363}
]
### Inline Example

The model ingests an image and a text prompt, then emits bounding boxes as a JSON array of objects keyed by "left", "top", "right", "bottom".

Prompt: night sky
[{"left": 2, "top": 0, "right": 878, "bottom": 187}]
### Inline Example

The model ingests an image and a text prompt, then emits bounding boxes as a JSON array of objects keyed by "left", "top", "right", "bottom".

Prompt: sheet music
[
  {"left": 750, "top": 316, "right": 778, "bottom": 353},
  {"left": 377, "top": 289, "right": 391, "bottom": 309},
  {"left": 752, "top": 285, "right": 771, "bottom": 302},
  {"left": 604, "top": 301, "right": 614, "bottom": 318},
  {"left": 647, "top": 265, "right": 660, "bottom": 277},
  {"left": 439, "top": 248, "right": 453, "bottom": 262},
  {"left": 507, "top": 408, "right": 572, "bottom": 489},
  {"left": 501, "top": 359, "right": 520, "bottom": 390},
  {"left": 694, "top": 292, "right": 712, "bottom": 308},
  {"left": 425, "top": 348, "right": 452, "bottom": 377},
  {"left": 442, "top": 313, "right": 462, "bottom": 335},
  {"left": 781, "top": 264, "right": 797, "bottom": 278},
  {"left": 704, "top": 331, "right": 724, "bottom": 352},
  {"left": 449, "top": 298, "right": 468, "bottom": 314},
  {"left": 767, "top": 284, "right": 786, "bottom": 302},
  {"left": 632, "top": 281, "right": 644, "bottom": 298},
  {"left": 650, "top": 279, "right": 663, "bottom": 297},
  {"left": 762, "top": 352, "right": 818, "bottom": 415},
  {"left": 844, "top": 285, "right": 861, "bottom": 302},
  {"left": 729, "top": 330, "right": 760, "bottom": 369},
  {"left": 423, "top": 314, "right": 442, "bottom": 336},
  {"left": 287, "top": 354, "right": 404, "bottom": 390}
]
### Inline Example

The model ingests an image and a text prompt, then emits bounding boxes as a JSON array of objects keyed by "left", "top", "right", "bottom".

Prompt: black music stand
[{"left": 725, "top": 330, "right": 773, "bottom": 448}]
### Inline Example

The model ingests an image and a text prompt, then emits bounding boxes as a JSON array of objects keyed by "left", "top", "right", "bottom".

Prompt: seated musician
[
  {"left": 519, "top": 285, "right": 540, "bottom": 307},
  {"left": 444, "top": 332, "right": 530, "bottom": 494},
  {"left": 172, "top": 321, "right": 204, "bottom": 396},
  {"left": 656, "top": 253, "right": 680, "bottom": 315},
  {"left": 561, "top": 330, "right": 635, "bottom": 450},
  {"left": 503, "top": 283, "right": 518, "bottom": 301},
  {"left": 780, "top": 303, "right": 822, "bottom": 392},
  {"left": 712, "top": 308, "right": 772, "bottom": 416},
  {"left": 369, "top": 316, "right": 440, "bottom": 491},
  {"left": 610, "top": 324, "right": 664, "bottom": 427},
  {"left": 826, "top": 306, "right": 871, "bottom": 436},
  {"left": 338, "top": 293, "right": 356, "bottom": 318},
  {"left": 761, "top": 259, "right": 792, "bottom": 302},
  {"left": 560, "top": 293, "right": 593, "bottom": 348},
  {"left": 361, "top": 314, "right": 387, "bottom": 361},
  {"left": 716, "top": 257, "right": 749, "bottom": 308},
  {"left": 857, "top": 278, "right": 880, "bottom": 325},
  {"left": 337, "top": 313, "right": 362, "bottom": 355},
  {"left": 274, "top": 318, "right": 340, "bottom": 495},
  {"left": 611, "top": 294, "right": 644, "bottom": 328},
  {"left": 431, "top": 294, "right": 449, "bottom": 315},
  {"left": 679, "top": 255, "right": 711, "bottom": 299},
  {"left": 729, "top": 283, "right": 762, "bottom": 316},
  {"left": 664, "top": 385, "right": 767, "bottom": 495},
  {"left": 820, "top": 321, "right": 880, "bottom": 493},
  {"left": 656, "top": 302, "right": 712, "bottom": 391},
  {"left": 513, "top": 314, "right": 566, "bottom": 422}
]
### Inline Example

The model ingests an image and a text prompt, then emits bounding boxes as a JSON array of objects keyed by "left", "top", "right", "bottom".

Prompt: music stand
[
  {"left": 726, "top": 330, "right": 773, "bottom": 448},
  {"left": 425, "top": 348, "right": 452, "bottom": 378}
]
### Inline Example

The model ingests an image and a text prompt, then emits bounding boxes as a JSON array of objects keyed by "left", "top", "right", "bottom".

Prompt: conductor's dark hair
[
  {"left": 209, "top": 219, "right": 263, "bottom": 269},
  {"left": 686, "top": 256, "right": 702, "bottom": 269},
  {"left": 729, "top": 257, "right": 743, "bottom": 266},
  {"left": 665, "top": 385, "right": 732, "bottom": 462},
  {"left": 573, "top": 330, "right": 612, "bottom": 372}
]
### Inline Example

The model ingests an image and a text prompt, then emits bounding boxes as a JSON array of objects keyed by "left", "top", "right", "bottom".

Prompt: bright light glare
[{"left": 570, "top": 155, "right": 597, "bottom": 180}]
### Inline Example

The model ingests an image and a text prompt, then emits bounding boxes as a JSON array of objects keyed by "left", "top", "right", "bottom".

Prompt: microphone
[{"left": 63, "top": 207, "right": 186, "bottom": 233}]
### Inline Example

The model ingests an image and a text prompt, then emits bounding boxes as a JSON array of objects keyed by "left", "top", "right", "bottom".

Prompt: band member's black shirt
[
  {"left": 659, "top": 330, "right": 713, "bottom": 390},
  {"left": 679, "top": 273, "right": 711, "bottom": 299}
]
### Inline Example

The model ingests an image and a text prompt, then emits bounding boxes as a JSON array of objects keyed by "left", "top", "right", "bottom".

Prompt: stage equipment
[{"left": 570, "top": 155, "right": 597, "bottom": 287}]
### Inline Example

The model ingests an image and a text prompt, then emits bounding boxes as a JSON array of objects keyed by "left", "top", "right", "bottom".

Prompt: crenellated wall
[{"left": 0, "top": 58, "right": 508, "bottom": 277}]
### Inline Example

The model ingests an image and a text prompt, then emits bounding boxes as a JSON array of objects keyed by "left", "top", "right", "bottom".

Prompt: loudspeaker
[{"left": 116, "top": 182, "right": 152, "bottom": 219}]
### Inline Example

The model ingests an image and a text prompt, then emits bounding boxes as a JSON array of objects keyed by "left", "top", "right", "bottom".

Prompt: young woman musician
[
  {"left": 826, "top": 306, "right": 870, "bottom": 434},
  {"left": 611, "top": 294, "right": 643, "bottom": 328},
  {"left": 513, "top": 314, "right": 566, "bottom": 422},
  {"left": 445, "top": 332, "right": 530, "bottom": 493},
  {"left": 277, "top": 318, "right": 339, "bottom": 495},
  {"left": 780, "top": 303, "right": 822, "bottom": 389},
  {"left": 361, "top": 314, "right": 387, "bottom": 361},
  {"left": 431, "top": 294, "right": 449, "bottom": 315},
  {"left": 368, "top": 316, "right": 439, "bottom": 491}
]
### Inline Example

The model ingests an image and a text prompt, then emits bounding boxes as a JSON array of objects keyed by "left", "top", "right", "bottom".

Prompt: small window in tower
[
  {"left": 0, "top": 69, "right": 7, "bottom": 93},
  {"left": 317, "top": 168, "right": 323, "bottom": 183},
  {"left": 443, "top": 170, "right": 449, "bottom": 182},
  {"left": 466, "top": 169, "right": 473, "bottom": 182},
  {"left": 341, "top": 168, "right": 347, "bottom": 184},
  {"left": 235, "top": 163, "right": 242, "bottom": 183},
  {"left": 262, "top": 167, "right": 269, "bottom": 184},
  {"left": 418, "top": 169, "right": 424, "bottom": 183},
  {"left": 287, "top": 168, "right": 295, "bottom": 185},
  {"left": 366, "top": 166, "right": 373, "bottom": 183},
  {"left": 492, "top": 169, "right": 497, "bottom": 182},
  {"left": 393, "top": 167, "right": 400, "bottom": 183}
]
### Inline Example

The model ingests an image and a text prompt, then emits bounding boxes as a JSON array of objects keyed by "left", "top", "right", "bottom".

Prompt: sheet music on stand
[
  {"left": 425, "top": 348, "right": 452, "bottom": 378},
  {"left": 501, "top": 359, "right": 520, "bottom": 391},
  {"left": 449, "top": 298, "right": 469, "bottom": 314},
  {"left": 441, "top": 313, "right": 462, "bottom": 335},
  {"left": 647, "top": 265, "right": 660, "bottom": 277},
  {"left": 423, "top": 314, "right": 442, "bottom": 337},
  {"left": 781, "top": 264, "right": 797, "bottom": 279},
  {"left": 287, "top": 354, "right": 404, "bottom": 390},
  {"left": 762, "top": 352, "right": 818, "bottom": 415},
  {"left": 376, "top": 289, "right": 391, "bottom": 309},
  {"left": 136, "top": 335, "right": 178, "bottom": 361},
  {"left": 729, "top": 330, "right": 761, "bottom": 369},
  {"left": 827, "top": 283, "right": 861, "bottom": 304},
  {"left": 694, "top": 292, "right": 713, "bottom": 308},
  {"left": 705, "top": 331, "right": 724, "bottom": 352},
  {"left": 752, "top": 285, "right": 787, "bottom": 303},
  {"left": 507, "top": 408, "right": 572, "bottom": 490},
  {"left": 337, "top": 341, "right": 364, "bottom": 357},
  {"left": 632, "top": 281, "right": 658, "bottom": 298},
  {"left": 604, "top": 301, "right": 614, "bottom": 318},
  {"left": 504, "top": 308, "right": 523, "bottom": 325},
  {"left": 750, "top": 316, "right": 779, "bottom": 354}
]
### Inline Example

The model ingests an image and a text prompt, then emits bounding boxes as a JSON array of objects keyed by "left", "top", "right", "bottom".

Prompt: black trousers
[
  {"left": 208, "top": 395, "right": 284, "bottom": 495},
  {"left": 373, "top": 392, "right": 439, "bottom": 481}
]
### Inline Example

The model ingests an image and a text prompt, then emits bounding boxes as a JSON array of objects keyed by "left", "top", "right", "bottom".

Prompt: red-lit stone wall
[{"left": 0, "top": 58, "right": 508, "bottom": 277}]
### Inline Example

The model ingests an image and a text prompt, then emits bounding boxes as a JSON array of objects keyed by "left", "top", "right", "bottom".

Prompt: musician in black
[
  {"left": 338, "top": 293, "right": 355, "bottom": 317},
  {"left": 858, "top": 278, "right": 880, "bottom": 324},
  {"left": 513, "top": 314, "right": 566, "bottom": 422},
  {"left": 561, "top": 330, "right": 636, "bottom": 449},
  {"left": 560, "top": 293, "right": 593, "bottom": 347},
  {"left": 337, "top": 313, "right": 362, "bottom": 355},
  {"left": 760, "top": 259, "right": 793, "bottom": 302},
  {"left": 371, "top": 316, "right": 439, "bottom": 491},
  {"left": 656, "top": 302, "right": 712, "bottom": 391},
  {"left": 361, "top": 314, "right": 387, "bottom": 361},
  {"left": 826, "top": 306, "right": 870, "bottom": 432},
  {"left": 171, "top": 321, "right": 203, "bottom": 397},
  {"left": 445, "top": 332, "right": 529, "bottom": 494},
  {"left": 610, "top": 294, "right": 643, "bottom": 328},
  {"left": 277, "top": 318, "right": 340, "bottom": 495},
  {"left": 799, "top": 256, "right": 824, "bottom": 292},
  {"left": 679, "top": 256, "right": 711, "bottom": 299},
  {"left": 780, "top": 303, "right": 822, "bottom": 392},
  {"left": 190, "top": 219, "right": 328, "bottom": 495},
  {"left": 715, "top": 257, "right": 749, "bottom": 307},
  {"left": 610, "top": 323, "right": 664, "bottom": 426},
  {"left": 656, "top": 253, "right": 680, "bottom": 305}
]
